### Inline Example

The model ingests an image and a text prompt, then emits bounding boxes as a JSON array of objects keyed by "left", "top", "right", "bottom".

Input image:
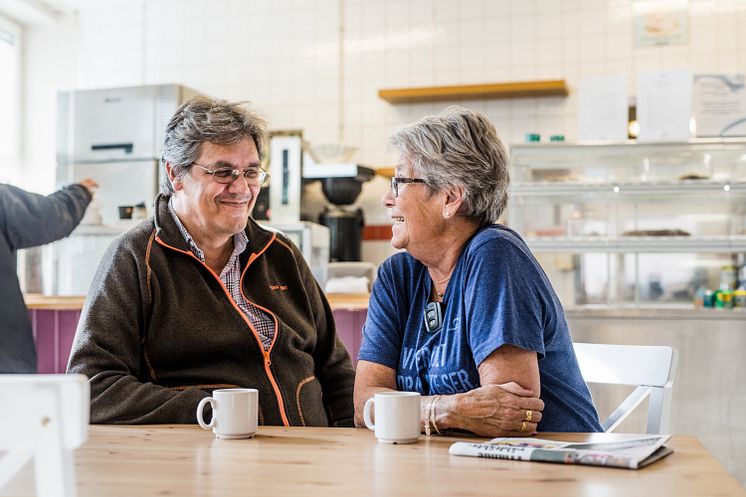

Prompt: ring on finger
[
  {"left": 520, "top": 421, "right": 528, "bottom": 433},
  {"left": 525, "top": 409, "right": 532, "bottom": 422}
]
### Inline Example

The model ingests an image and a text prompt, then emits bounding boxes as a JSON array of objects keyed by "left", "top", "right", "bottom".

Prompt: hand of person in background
[
  {"left": 443, "top": 382, "right": 545, "bottom": 437},
  {"left": 78, "top": 178, "right": 99, "bottom": 194}
]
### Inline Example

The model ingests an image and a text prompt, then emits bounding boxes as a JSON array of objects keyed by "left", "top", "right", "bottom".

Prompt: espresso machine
[
  {"left": 317, "top": 172, "right": 374, "bottom": 261},
  {"left": 304, "top": 162, "right": 374, "bottom": 262},
  {"left": 268, "top": 136, "right": 374, "bottom": 263}
]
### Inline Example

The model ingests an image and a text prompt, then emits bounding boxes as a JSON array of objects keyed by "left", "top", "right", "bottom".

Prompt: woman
[{"left": 354, "top": 107, "right": 602, "bottom": 436}]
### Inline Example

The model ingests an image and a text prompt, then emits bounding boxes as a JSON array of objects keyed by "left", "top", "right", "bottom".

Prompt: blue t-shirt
[{"left": 358, "top": 224, "right": 602, "bottom": 432}]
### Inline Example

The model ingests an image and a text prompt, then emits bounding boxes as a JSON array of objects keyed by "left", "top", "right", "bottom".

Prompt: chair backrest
[
  {"left": 0, "top": 374, "right": 89, "bottom": 497},
  {"left": 573, "top": 342, "right": 678, "bottom": 434}
]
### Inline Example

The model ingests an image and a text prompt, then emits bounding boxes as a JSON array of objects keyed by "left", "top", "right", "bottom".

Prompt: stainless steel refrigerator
[{"left": 46, "top": 84, "right": 199, "bottom": 295}]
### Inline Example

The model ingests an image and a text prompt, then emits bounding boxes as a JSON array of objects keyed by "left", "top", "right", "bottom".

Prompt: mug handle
[
  {"left": 363, "top": 397, "right": 376, "bottom": 431},
  {"left": 196, "top": 397, "right": 217, "bottom": 430}
]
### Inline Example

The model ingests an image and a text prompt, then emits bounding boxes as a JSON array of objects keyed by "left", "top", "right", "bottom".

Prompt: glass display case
[{"left": 508, "top": 139, "right": 746, "bottom": 309}]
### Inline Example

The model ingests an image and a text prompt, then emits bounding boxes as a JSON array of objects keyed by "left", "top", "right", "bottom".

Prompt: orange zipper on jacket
[
  {"left": 237, "top": 234, "right": 290, "bottom": 426},
  {"left": 154, "top": 234, "right": 290, "bottom": 426}
]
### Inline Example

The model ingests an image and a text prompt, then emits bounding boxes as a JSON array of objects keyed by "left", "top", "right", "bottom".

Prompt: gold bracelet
[
  {"left": 424, "top": 397, "right": 433, "bottom": 436},
  {"left": 431, "top": 395, "right": 443, "bottom": 436}
]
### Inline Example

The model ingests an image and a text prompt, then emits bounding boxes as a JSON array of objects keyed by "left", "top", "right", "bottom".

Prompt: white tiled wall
[{"left": 20, "top": 0, "right": 746, "bottom": 262}]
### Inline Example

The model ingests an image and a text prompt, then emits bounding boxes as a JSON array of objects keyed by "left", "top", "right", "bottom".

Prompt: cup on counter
[
  {"left": 131, "top": 203, "right": 147, "bottom": 220},
  {"left": 363, "top": 391, "right": 421, "bottom": 444},
  {"left": 197, "top": 388, "right": 258, "bottom": 439},
  {"left": 118, "top": 205, "right": 133, "bottom": 220}
]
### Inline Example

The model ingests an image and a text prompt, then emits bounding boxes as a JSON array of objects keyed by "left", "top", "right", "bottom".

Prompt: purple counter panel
[
  {"left": 31, "top": 308, "right": 368, "bottom": 372},
  {"left": 30, "top": 309, "right": 81, "bottom": 374},
  {"left": 331, "top": 309, "right": 367, "bottom": 366}
]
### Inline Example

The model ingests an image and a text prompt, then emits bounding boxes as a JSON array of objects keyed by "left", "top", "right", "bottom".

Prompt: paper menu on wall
[
  {"left": 449, "top": 435, "right": 673, "bottom": 469},
  {"left": 693, "top": 74, "right": 746, "bottom": 137},
  {"left": 636, "top": 68, "right": 693, "bottom": 142},
  {"left": 578, "top": 75, "right": 629, "bottom": 143}
]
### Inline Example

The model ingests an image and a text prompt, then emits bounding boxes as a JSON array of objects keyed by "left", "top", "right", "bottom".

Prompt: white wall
[
  {"left": 22, "top": 14, "right": 77, "bottom": 191},
  {"left": 0, "top": 13, "right": 22, "bottom": 183},
  {"left": 20, "top": 0, "right": 746, "bottom": 263}
]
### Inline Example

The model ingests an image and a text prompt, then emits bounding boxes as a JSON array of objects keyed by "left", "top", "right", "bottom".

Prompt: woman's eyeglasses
[
  {"left": 391, "top": 177, "right": 427, "bottom": 197},
  {"left": 194, "top": 164, "right": 270, "bottom": 186}
]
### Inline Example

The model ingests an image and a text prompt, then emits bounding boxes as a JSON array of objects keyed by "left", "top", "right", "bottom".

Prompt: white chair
[
  {"left": 573, "top": 342, "right": 678, "bottom": 434},
  {"left": 0, "top": 374, "right": 89, "bottom": 497}
]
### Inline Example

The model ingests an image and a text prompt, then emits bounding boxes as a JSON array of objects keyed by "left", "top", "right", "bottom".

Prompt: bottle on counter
[
  {"left": 734, "top": 288, "right": 746, "bottom": 308},
  {"left": 703, "top": 289, "right": 715, "bottom": 308},
  {"left": 715, "top": 289, "right": 733, "bottom": 309},
  {"left": 720, "top": 265, "right": 738, "bottom": 291},
  {"left": 694, "top": 286, "right": 707, "bottom": 307}
]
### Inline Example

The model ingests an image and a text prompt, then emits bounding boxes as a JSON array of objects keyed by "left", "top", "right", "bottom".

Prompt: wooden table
[{"left": 2, "top": 426, "right": 744, "bottom": 497}]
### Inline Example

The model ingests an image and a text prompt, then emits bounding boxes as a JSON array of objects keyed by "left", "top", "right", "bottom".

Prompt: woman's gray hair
[
  {"left": 389, "top": 106, "right": 510, "bottom": 225},
  {"left": 161, "top": 97, "right": 268, "bottom": 193}
]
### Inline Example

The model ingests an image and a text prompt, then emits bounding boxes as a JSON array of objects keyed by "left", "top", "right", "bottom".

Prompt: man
[
  {"left": 68, "top": 97, "right": 355, "bottom": 426},
  {"left": 1, "top": 179, "right": 97, "bottom": 373}
]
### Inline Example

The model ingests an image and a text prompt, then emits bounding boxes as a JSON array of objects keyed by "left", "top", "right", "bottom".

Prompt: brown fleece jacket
[{"left": 67, "top": 193, "right": 355, "bottom": 426}]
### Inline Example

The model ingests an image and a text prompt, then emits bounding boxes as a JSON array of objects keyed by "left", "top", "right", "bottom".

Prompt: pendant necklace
[{"left": 432, "top": 276, "right": 450, "bottom": 300}]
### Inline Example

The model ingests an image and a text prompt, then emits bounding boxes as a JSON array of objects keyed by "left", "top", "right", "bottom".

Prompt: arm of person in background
[
  {"left": 67, "top": 230, "right": 209, "bottom": 424},
  {"left": 1, "top": 179, "right": 97, "bottom": 250},
  {"left": 353, "top": 258, "right": 544, "bottom": 436}
]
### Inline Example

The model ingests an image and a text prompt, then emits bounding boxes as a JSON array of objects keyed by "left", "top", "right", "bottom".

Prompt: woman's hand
[{"left": 441, "top": 382, "right": 544, "bottom": 437}]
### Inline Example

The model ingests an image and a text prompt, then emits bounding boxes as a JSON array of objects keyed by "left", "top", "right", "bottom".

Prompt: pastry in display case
[{"left": 507, "top": 139, "right": 746, "bottom": 309}]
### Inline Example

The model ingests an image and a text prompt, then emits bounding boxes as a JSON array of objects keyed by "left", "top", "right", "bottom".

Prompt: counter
[
  {"left": 24, "top": 293, "right": 370, "bottom": 375},
  {"left": 24, "top": 295, "right": 88, "bottom": 310},
  {"left": 24, "top": 293, "right": 371, "bottom": 311}
]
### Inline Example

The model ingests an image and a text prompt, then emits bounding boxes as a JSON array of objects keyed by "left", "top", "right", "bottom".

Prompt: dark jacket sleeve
[
  {"left": 67, "top": 232, "right": 209, "bottom": 423},
  {"left": 295, "top": 249, "right": 355, "bottom": 427},
  {"left": 0, "top": 184, "right": 92, "bottom": 250}
]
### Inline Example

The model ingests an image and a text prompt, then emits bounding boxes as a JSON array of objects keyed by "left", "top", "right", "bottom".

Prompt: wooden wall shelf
[
  {"left": 378, "top": 80, "right": 569, "bottom": 104},
  {"left": 375, "top": 166, "right": 395, "bottom": 178}
]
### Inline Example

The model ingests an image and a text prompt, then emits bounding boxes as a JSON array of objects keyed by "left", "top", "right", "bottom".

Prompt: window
[{"left": 0, "top": 15, "right": 21, "bottom": 183}]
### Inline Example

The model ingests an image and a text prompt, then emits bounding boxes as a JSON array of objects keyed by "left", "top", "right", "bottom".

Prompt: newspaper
[{"left": 449, "top": 435, "right": 673, "bottom": 469}]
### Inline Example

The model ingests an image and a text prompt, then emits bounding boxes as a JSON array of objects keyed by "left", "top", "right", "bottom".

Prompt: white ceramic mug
[
  {"left": 196, "top": 388, "right": 258, "bottom": 439},
  {"left": 363, "top": 391, "right": 421, "bottom": 444}
]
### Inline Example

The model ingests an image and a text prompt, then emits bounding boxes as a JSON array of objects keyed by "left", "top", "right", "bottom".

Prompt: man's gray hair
[
  {"left": 161, "top": 97, "right": 268, "bottom": 193},
  {"left": 389, "top": 106, "right": 510, "bottom": 226}
]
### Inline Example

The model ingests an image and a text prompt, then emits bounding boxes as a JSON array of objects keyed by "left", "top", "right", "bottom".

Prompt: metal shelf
[
  {"left": 510, "top": 138, "right": 746, "bottom": 157},
  {"left": 509, "top": 140, "right": 746, "bottom": 310},
  {"left": 564, "top": 305, "right": 746, "bottom": 320},
  {"left": 510, "top": 139, "right": 746, "bottom": 173},
  {"left": 524, "top": 235, "right": 746, "bottom": 253},
  {"left": 511, "top": 180, "right": 746, "bottom": 197}
]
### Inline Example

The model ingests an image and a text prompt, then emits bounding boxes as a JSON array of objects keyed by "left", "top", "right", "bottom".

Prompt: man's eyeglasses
[
  {"left": 194, "top": 164, "right": 270, "bottom": 186},
  {"left": 391, "top": 177, "right": 427, "bottom": 197}
]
